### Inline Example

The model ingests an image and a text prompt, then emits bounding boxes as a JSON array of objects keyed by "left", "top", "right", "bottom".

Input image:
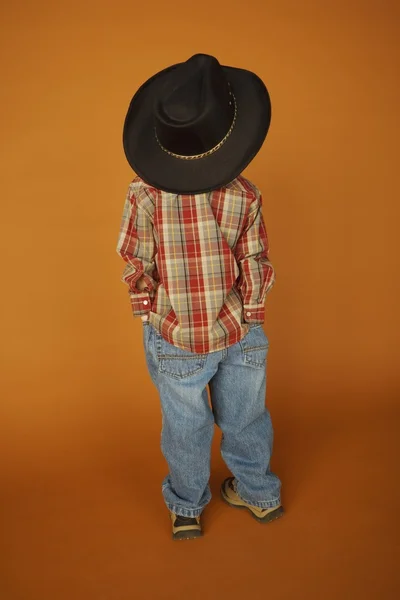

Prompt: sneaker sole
[
  {"left": 220, "top": 486, "right": 284, "bottom": 524},
  {"left": 172, "top": 529, "right": 203, "bottom": 541}
]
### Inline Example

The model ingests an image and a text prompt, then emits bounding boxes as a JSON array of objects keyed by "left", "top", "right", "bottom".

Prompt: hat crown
[{"left": 154, "top": 54, "right": 235, "bottom": 157}]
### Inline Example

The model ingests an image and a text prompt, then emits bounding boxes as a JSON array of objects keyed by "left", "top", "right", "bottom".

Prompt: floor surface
[{"left": 2, "top": 405, "right": 399, "bottom": 600}]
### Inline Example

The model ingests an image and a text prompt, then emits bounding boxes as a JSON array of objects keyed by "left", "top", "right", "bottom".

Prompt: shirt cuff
[
  {"left": 243, "top": 304, "right": 265, "bottom": 324},
  {"left": 129, "top": 292, "right": 152, "bottom": 316}
]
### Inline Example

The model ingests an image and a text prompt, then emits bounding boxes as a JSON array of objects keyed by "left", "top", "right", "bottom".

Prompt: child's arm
[
  {"left": 116, "top": 187, "right": 158, "bottom": 318},
  {"left": 234, "top": 192, "right": 275, "bottom": 324}
]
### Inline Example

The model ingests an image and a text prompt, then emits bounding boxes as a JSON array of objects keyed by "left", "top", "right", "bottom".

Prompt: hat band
[{"left": 155, "top": 94, "right": 237, "bottom": 161}]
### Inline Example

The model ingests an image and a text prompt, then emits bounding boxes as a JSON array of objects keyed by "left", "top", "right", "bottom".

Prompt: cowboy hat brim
[{"left": 123, "top": 62, "right": 271, "bottom": 194}]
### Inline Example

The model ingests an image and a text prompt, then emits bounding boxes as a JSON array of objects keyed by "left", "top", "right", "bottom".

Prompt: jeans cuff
[
  {"left": 236, "top": 485, "right": 281, "bottom": 510},
  {"left": 166, "top": 503, "right": 203, "bottom": 518}
]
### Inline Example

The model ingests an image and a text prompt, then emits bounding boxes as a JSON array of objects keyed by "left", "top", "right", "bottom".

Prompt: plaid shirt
[{"left": 116, "top": 175, "right": 275, "bottom": 354}]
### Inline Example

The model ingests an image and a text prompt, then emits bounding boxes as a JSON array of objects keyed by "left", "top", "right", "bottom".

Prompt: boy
[{"left": 117, "top": 53, "right": 283, "bottom": 540}]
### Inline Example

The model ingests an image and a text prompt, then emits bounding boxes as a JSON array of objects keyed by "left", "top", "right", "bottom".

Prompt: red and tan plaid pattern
[{"left": 116, "top": 175, "right": 275, "bottom": 353}]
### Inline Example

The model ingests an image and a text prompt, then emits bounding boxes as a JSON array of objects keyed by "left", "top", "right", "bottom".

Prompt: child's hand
[{"left": 140, "top": 315, "right": 149, "bottom": 321}]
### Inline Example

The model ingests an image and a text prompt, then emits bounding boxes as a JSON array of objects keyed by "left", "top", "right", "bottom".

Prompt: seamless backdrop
[{"left": 1, "top": 1, "right": 399, "bottom": 599}]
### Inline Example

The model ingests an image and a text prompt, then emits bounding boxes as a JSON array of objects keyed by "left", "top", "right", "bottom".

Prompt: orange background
[{"left": 1, "top": 1, "right": 399, "bottom": 598}]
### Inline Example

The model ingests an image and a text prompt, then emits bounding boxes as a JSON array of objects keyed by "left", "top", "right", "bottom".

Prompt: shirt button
[
  {"left": 246, "top": 311, "right": 251, "bottom": 317},
  {"left": 143, "top": 300, "right": 148, "bottom": 305}
]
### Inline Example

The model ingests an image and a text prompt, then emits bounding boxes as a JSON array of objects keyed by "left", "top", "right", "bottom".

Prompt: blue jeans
[{"left": 142, "top": 321, "right": 281, "bottom": 518}]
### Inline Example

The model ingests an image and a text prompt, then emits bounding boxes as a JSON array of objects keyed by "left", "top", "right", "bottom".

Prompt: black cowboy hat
[{"left": 123, "top": 53, "right": 271, "bottom": 194}]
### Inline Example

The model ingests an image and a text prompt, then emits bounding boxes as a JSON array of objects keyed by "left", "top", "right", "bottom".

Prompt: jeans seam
[{"left": 243, "top": 345, "right": 269, "bottom": 352}]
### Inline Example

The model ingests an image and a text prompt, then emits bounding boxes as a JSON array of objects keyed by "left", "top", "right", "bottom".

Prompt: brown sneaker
[
  {"left": 170, "top": 512, "right": 203, "bottom": 541},
  {"left": 221, "top": 477, "right": 284, "bottom": 523}
]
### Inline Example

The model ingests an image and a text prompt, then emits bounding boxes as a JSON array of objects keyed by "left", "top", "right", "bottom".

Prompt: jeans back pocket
[
  {"left": 156, "top": 335, "right": 207, "bottom": 380},
  {"left": 240, "top": 326, "right": 269, "bottom": 368}
]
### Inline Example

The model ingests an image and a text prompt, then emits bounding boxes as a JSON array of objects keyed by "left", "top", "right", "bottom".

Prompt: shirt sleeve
[
  {"left": 116, "top": 186, "right": 158, "bottom": 317},
  {"left": 234, "top": 192, "right": 275, "bottom": 324}
]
